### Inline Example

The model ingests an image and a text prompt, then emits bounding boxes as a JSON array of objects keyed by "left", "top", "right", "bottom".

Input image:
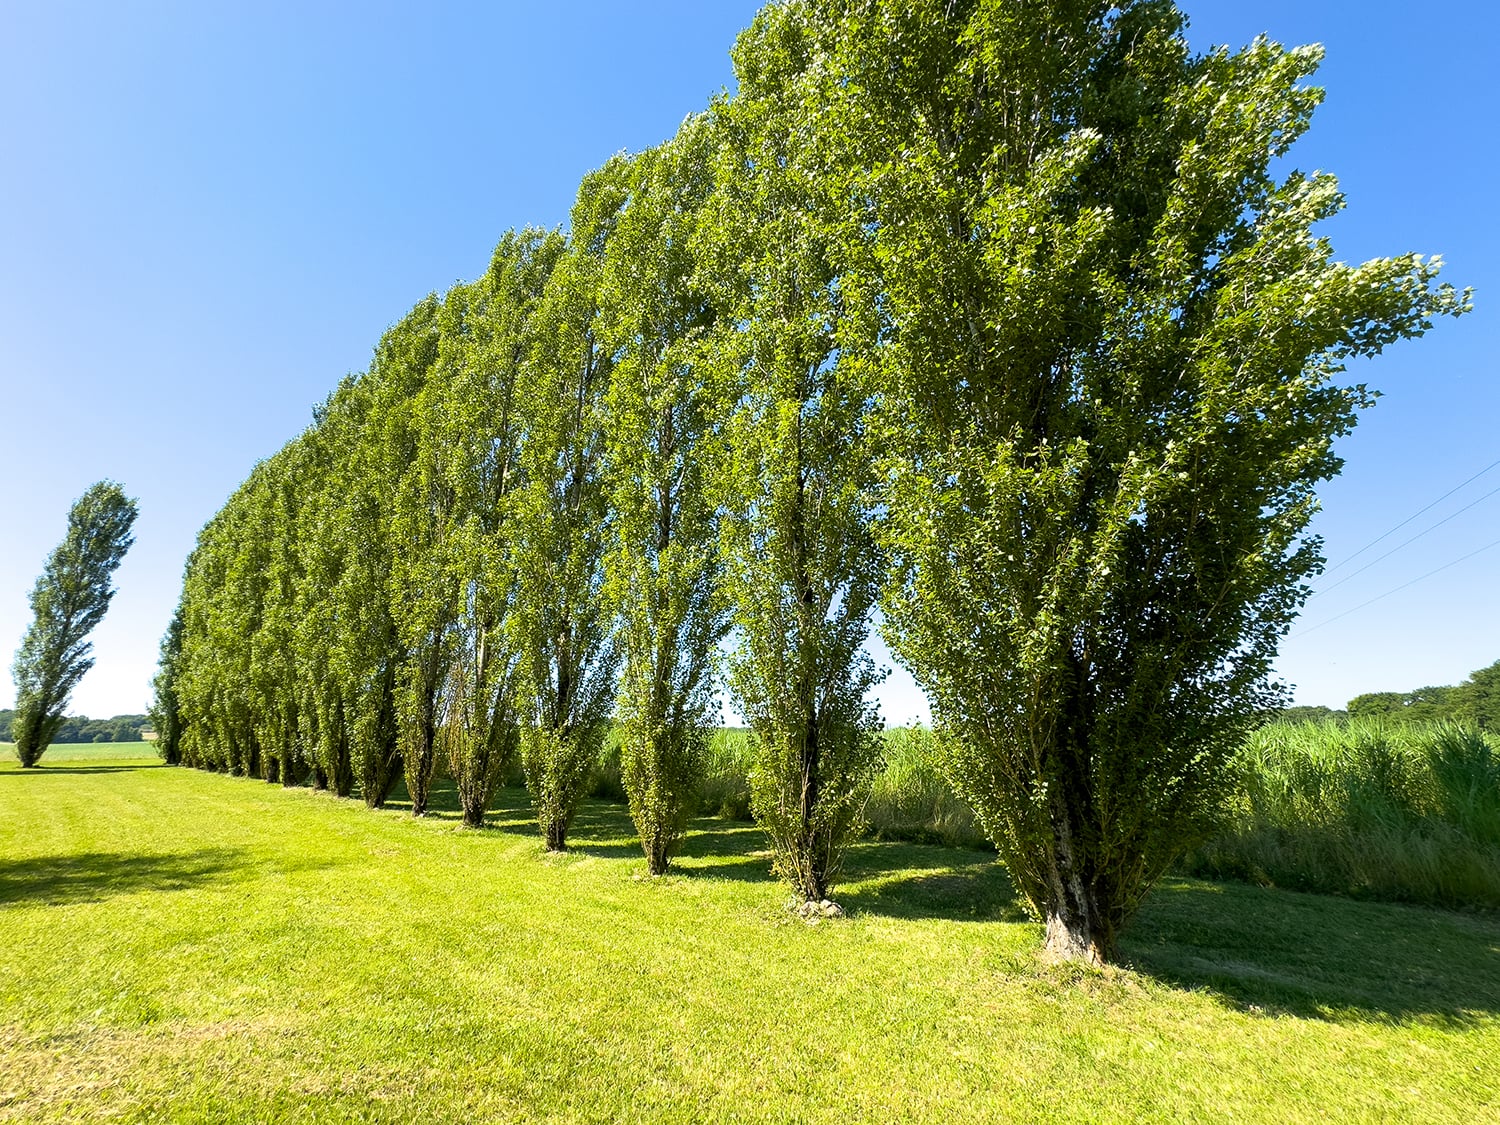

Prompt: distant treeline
[
  {"left": 1277, "top": 657, "right": 1499, "bottom": 728},
  {"left": 0, "top": 710, "right": 147, "bottom": 744}
]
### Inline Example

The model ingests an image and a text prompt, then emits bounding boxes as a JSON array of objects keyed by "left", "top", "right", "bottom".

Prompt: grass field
[
  {"left": 2, "top": 757, "right": 1497, "bottom": 1123},
  {"left": 1, "top": 741, "right": 157, "bottom": 763}
]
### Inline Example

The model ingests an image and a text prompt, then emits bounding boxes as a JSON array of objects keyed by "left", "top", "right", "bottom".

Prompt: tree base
[{"left": 1043, "top": 913, "right": 1109, "bottom": 967}]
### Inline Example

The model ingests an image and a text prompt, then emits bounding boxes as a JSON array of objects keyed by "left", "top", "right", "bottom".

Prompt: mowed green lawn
[
  {"left": 1, "top": 757, "right": 1495, "bottom": 1123},
  {"left": 2, "top": 741, "right": 158, "bottom": 763}
]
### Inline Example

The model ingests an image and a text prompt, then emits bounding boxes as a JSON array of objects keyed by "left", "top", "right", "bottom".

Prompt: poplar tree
[
  {"left": 700, "top": 13, "right": 885, "bottom": 905},
  {"left": 293, "top": 393, "right": 357, "bottom": 796},
  {"left": 514, "top": 172, "right": 623, "bottom": 851},
  {"left": 813, "top": 0, "right": 1468, "bottom": 961},
  {"left": 602, "top": 122, "right": 729, "bottom": 874},
  {"left": 10, "top": 481, "right": 138, "bottom": 767},
  {"left": 374, "top": 298, "right": 451, "bottom": 816},
  {"left": 250, "top": 446, "right": 309, "bottom": 786},
  {"left": 438, "top": 230, "right": 564, "bottom": 827},
  {"left": 149, "top": 604, "right": 184, "bottom": 766}
]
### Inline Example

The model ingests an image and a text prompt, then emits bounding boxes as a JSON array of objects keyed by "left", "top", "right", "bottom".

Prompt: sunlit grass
[
  {"left": 1, "top": 757, "right": 1496, "bottom": 1122},
  {"left": 1, "top": 740, "right": 157, "bottom": 764}
]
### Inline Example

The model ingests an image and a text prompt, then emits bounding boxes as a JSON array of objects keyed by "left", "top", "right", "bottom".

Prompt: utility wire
[
  {"left": 1292, "top": 533, "right": 1500, "bottom": 638},
  {"left": 1310, "top": 478, "right": 1500, "bottom": 599},
  {"left": 1321, "top": 455, "right": 1500, "bottom": 577}
]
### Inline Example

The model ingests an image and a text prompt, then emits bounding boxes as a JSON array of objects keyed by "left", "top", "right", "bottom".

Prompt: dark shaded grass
[{"left": 0, "top": 849, "right": 244, "bottom": 906}]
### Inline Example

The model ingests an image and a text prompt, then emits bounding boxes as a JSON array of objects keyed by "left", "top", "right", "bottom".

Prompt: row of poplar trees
[{"left": 153, "top": 0, "right": 1464, "bottom": 964}]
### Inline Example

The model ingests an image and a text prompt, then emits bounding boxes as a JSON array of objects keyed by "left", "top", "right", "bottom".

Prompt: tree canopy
[
  {"left": 11, "top": 481, "right": 138, "bottom": 767},
  {"left": 159, "top": 0, "right": 1466, "bottom": 958}
]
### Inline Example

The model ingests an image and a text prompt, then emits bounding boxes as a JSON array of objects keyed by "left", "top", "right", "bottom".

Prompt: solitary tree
[
  {"left": 11, "top": 481, "right": 138, "bottom": 767},
  {"left": 812, "top": 0, "right": 1467, "bottom": 962}
]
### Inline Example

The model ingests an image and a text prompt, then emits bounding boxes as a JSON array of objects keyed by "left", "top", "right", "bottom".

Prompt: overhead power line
[
  {"left": 1321, "top": 455, "right": 1500, "bottom": 577},
  {"left": 1311, "top": 478, "right": 1500, "bottom": 599},
  {"left": 1292, "top": 533, "right": 1500, "bottom": 639}
]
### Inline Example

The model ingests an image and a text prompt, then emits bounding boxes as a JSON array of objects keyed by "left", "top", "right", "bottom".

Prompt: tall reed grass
[
  {"left": 1182, "top": 718, "right": 1500, "bottom": 909},
  {"left": 587, "top": 715, "right": 1500, "bottom": 909},
  {"left": 588, "top": 724, "right": 986, "bottom": 848}
]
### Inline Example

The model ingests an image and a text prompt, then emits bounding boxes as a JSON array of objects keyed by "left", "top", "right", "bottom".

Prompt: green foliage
[
  {"left": 695, "top": 6, "right": 887, "bottom": 904},
  {"left": 148, "top": 606, "right": 184, "bottom": 764},
  {"left": 10, "top": 480, "right": 139, "bottom": 767},
  {"left": 436, "top": 230, "right": 562, "bottom": 827},
  {"left": 1277, "top": 704, "right": 1346, "bottom": 724},
  {"left": 864, "top": 728, "right": 989, "bottom": 851},
  {"left": 381, "top": 296, "right": 452, "bottom": 817},
  {"left": 1455, "top": 659, "right": 1500, "bottom": 732},
  {"left": 158, "top": 0, "right": 1470, "bottom": 964},
  {"left": 0, "top": 710, "right": 149, "bottom": 745},
  {"left": 1185, "top": 717, "right": 1500, "bottom": 907},
  {"left": 1347, "top": 687, "right": 1457, "bottom": 723},
  {"left": 695, "top": 728, "right": 755, "bottom": 820},
  {"left": 802, "top": 0, "right": 1469, "bottom": 962},
  {"left": 1345, "top": 659, "right": 1500, "bottom": 728},
  {"left": 602, "top": 122, "right": 728, "bottom": 873},
  {"left": 510, "top": 174, "right": 623, "bottom": 851}
]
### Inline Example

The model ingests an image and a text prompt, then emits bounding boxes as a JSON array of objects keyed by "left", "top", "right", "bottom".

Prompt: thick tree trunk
[
  {"left": 544, "top": 818, "right": 568, "bottom": 852},
  {"left": 365, "top": 753, "right": 402, "bottom": 809},
  {"left": 1043, "top": 906, "right": 1109, "bottom": 967},
  {"left": 1042, "top": 789, "right": 1112, "bottom": 966}
]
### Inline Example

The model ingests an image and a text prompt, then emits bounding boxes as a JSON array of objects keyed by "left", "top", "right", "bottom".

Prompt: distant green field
[
  {"left": 1, "top": 741, "right": 157, "bottom": 763},
  {"left": 1, "top": 757, "right": 1495, "bottom": 1122}
]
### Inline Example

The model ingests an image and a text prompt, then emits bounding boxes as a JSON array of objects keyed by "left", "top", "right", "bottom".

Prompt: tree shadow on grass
[
  {"left": 835, "top": 840, "right": 1027, "bottom": 922},
  {"left": 0, "top": 848, "right": 243, "bottom": 907},
  {"left": 1122, "top": 876, "right": 1500, "bottom": 1024},
  {"left": 0, "top": 764, "right": 157, "bottom": 775},
  {"left": 668, "top": 817, "right": 1027, "bottom": 924}
]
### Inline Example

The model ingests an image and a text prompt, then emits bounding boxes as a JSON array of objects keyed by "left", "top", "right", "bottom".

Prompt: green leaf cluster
[
  {"left": 158, "top": 0, "right": 1467, "bottom": 943},
  {"left": 11, "top": 481, "right": 138, "bottom": 767}
]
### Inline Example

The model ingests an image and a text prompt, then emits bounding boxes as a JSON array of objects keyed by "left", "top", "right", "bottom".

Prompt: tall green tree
[
  {"left": 292, "top": 391, "right": 357, "bottom": 796},
  {"left": 250, "top": 446, "right": 311, "bottom": 786},
  {"left": 700, "top": 12, "right": 886, "bottom": 905},
  {"left": 11, "top": 481, "right": 139, "bottom": 767},
  {"left": 513, "top": 172, "right": 624, "bottom": 852},
  {"left": 149, "top": 603, "right": 185, "bottom": 766},
  {"left": 602, "top": 122, "right": 729, "bottom": 874},
  {"left": 372, "top": 297, "right": 451, "bottom": 816},
  {"left": 815, "top": 0, "right": 1468, "bottom": 961}
]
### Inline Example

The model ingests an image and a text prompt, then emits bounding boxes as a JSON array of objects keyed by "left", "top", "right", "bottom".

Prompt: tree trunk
[
  {"left": 1043, "top": 905, "right": 1109, "bottom": 967},
  {"left": 796, "top": 713, "right": 827, "bottom": 902},
  {"left": 646, "top": 831, "right": 669, "bottom": 877},
  {"left": 1042, "top": 790, "right": 1112, "bottom": 966},
  {"left": 545, "top": 818, "right": 568, "bottom": 852}
]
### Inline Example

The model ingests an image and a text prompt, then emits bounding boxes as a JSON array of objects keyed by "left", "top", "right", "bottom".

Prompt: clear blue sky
[{"left": 2, "top": 2, "right": 1495, "bottom": 722}]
